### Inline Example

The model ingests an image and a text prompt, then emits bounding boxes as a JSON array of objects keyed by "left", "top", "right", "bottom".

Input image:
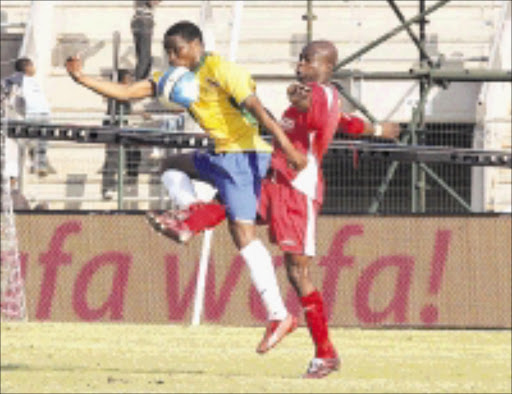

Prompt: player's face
[
  {"left": 165, "top": 35, "right": 202, "bottom": 70},
  {"left": 296, "top": 45, "right": 330, "bottom": 84},
  {"left": 25, "top": 62, "right": 36, "bottom": 77}
]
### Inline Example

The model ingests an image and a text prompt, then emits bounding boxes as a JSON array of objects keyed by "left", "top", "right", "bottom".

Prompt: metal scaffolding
[
  {"left": 304, "top": 0, "right": 511, "bottom": 213},
  {"left": 2, "top": 1, "right": 510, "bottom": 213}
]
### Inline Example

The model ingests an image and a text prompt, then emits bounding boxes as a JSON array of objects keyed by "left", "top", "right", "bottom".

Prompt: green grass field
[{"left": 1, "top": 322, "right": 510, "bottom": 393}]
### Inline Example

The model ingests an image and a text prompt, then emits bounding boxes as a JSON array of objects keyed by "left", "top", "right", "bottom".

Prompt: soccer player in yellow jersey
[{"left": 66, "top": 21, "right": 305, "bottom": 354}]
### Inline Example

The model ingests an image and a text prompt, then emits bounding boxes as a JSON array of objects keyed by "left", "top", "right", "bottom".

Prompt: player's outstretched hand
[
  {"left": 65, "top": 55, "right": 84, "bottom": 83},
  {"left": 379, "top": 122, "right": 401, "bottom": 140}
]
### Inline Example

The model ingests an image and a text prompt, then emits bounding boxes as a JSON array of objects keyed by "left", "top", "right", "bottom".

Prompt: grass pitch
[{"left": 1, "top": 322, "right": 510, "bottom": 393}]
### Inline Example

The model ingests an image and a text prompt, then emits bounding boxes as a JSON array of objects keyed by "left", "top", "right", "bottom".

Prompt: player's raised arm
[
  {"left": 365, "top": 121, "right": 400, "bottom": 139},
  {"left": 65, "top": 55, "right": 154, "bottom": 101},
  {"left": 338, "top": 113, "right": 401, "bottom": 140},
  {"left": 243, "top": 94, "right": 307, "bottom": 171}
]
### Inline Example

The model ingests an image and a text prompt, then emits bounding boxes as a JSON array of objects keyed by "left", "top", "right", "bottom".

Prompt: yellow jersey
[{"left": 188, "top": 53, "right": 272, "bottom": 153}]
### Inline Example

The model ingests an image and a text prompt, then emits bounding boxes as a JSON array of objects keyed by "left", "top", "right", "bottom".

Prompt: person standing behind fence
[
  {"left": 131, "top": 0, "right": 162, "bottom": 81},
  {"left": 2, "top": 57, "right": 55, "bottom": 177}
]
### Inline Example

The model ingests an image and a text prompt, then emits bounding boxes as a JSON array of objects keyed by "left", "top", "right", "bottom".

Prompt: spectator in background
[
  {"left": 9, "top": 177, "right": 30, "bottom": 210},
  {"left": 100, "top": 69, "right": 142, "bottom": 200},
  {"left": 2, "top": 57, "right": 55, "bottom": 177},
  {"left": 0, "top": 177, "right": 48, "bottom": 211},
  {"left": 33, "top": 201, "right": 50, "bottom": 210},
  {"left": 131, "top": 0, "right": 162, "bottom": 80},
  {"left": 1, "top": 83, "right": 23, "bottom": 187}
]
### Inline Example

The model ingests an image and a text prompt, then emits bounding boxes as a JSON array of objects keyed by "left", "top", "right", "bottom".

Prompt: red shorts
[{"left": 258, "top": 177, "right": 321, "bottom": 256}]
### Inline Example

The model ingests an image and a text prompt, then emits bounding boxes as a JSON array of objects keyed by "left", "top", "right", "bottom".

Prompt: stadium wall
[{"left": 7, "top": 213, "right": 511, "bottom": 328}]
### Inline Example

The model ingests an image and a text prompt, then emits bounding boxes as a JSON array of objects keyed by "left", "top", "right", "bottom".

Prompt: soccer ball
[{"left": 157, "top": 66, "right": 199, "bottom": 109}]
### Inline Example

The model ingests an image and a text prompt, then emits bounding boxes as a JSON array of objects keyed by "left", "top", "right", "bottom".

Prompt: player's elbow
[
  {"left": 127, "top": 83, "right": 153, "bottom": 100},
  {"left": 241, "top": 94, "right": 261, "bottom": 114}
]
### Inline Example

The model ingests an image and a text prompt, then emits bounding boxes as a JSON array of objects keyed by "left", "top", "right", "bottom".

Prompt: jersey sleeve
[
  {"left": 151, "top": 70, "right": 162, "bottom": 98},
  {"left": 213, "top": 58, "right": 256, "bottom": 105},
  {"left": 338, "top": 113, "right": 365, "bottom": 135}
]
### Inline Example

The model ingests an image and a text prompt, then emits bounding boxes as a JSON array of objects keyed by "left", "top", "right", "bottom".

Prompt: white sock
[
  {"left": 240, "top": 239, "right": 288, "bottom": 321},
  {"left": 161, "top": 169, "right": 199, "bottom": 209}
]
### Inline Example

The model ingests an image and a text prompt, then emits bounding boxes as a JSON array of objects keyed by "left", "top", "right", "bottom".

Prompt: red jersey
[
  {"left": 338, "top": 113, "right": 365, "bottom": 135},
  {"left": 270, "top": 82, "right": 340, "bottom": 203}
]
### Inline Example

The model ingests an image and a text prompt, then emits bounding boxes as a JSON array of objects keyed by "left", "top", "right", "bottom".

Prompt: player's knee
[
  {"left": 161, "top": 169, "right": 187, "bottom": 190},
  {"left": 285, "top": 256, "right": 311, "bottom": 285},
  {"left": 284, "top": 260, "right": 299, "bottom": 281},
  {"left": 285, "top": 264, "right": 300, "bottom": 289},
  {"left": 229, "top": 220, "right": 256, "bottom": 249}
]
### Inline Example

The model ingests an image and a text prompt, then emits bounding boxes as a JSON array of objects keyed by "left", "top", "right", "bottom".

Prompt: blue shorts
[{"left": 193, "top": 151, "right": 271, "bottom": 221}]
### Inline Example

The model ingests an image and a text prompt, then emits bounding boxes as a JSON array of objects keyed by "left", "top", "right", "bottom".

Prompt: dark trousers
[
  {"left": 26, "top": 114, "right": 50, "bottom": 171},
  {"left": 131, "top": 15, "right": 154, "bottom": 80},
  {"left": 102, "top": 144, "right": 142, "bottom": 192},
  {"left": 101, "top": 118, "right": 141, "bottom": 193}
]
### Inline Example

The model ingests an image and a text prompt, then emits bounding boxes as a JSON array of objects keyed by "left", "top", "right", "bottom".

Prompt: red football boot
[
  {"left": 146, "top": 202, "right": 226, "bottom": 243},
  {"left": 302, "top": 352, "right": 341, "bottom": 379}
]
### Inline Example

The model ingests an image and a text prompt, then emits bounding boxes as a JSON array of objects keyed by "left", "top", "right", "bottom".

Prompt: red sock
[
  {"left": 184, "top": 202, "right": 226, "bottom": 233},
  {"left": 301, "top": 290, "right": 335, "bottom": 359}
]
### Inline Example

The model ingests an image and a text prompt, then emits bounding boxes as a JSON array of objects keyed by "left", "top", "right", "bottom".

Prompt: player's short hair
[
  {"left": 163, "top": 21, "right": 203, "bottom": 52},
  {"left": 14, "top": 57, "right": 32, "bottom": 73}
]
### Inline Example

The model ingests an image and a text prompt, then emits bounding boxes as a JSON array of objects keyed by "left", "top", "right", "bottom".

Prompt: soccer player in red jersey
[
  {"left": 259, "top": 41, "right": 397, "bottom": 378},
  {"left": 257, "top": 40, "right": 342, "bottom": 379}
]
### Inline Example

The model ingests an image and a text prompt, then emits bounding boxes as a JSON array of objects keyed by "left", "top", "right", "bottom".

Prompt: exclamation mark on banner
[{"left": 420, "top": 230, "right": 451, "bottom": 325}]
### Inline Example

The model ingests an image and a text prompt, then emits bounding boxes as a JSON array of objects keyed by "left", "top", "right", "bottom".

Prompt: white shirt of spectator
[
  {"left": 2, "top": 71, "right": 51, "bottom": 178},
  {"left": 21, "top": 75, "right": 50, "bottom": 116},
  {"left": 4, "top": 72, "right": 50, "bottom": 117}
]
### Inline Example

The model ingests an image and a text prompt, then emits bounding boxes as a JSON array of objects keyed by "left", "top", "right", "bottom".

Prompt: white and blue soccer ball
[{"left": 157, "top": 66, "right": 199, "bottom": 109}]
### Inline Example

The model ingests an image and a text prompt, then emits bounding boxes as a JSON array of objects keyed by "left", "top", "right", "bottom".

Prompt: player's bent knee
[
  {"left": 228, "top": 220, "right": 257, "bottom": 250},
  {"left": 285, "top": 267, "right": 301, "bottom": 288},
  {"left": 285, "top": 255, "right": 312, "bottom": 284},
  {"left": 161, "top": 169, "right": 188, "bottom": 189}
]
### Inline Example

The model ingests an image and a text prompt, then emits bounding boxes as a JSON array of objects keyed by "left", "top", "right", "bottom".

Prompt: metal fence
[
  {"left": 323, "top": 123, "right": 475, "bottom": 214},
  {"left": 8, "top": 117, "right": 509, "bottom": 213}
]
